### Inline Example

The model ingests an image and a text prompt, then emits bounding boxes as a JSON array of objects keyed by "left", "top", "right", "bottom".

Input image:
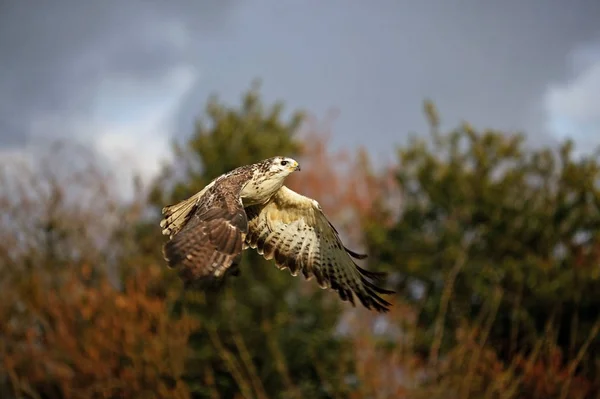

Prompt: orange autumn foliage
[
  {"left": 0, "top": 264, "right": 199, "bottom": 399},
  {"left": 513, "top": 346, "right": 594, "bottom": 399},
  {"left": 288, "top": 113, "right": 399, "bottom": 248}
]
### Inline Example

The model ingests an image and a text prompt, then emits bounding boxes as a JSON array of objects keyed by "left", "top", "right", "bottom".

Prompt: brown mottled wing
[
  {"left": 245, "top": 186, "right": 394, "bottom": 312},
  {"left": 161, "top": 180, "right": 249, "bottom": 286},
  {"left": 160, "top": 184, "right": 212, "bottom": 239}
]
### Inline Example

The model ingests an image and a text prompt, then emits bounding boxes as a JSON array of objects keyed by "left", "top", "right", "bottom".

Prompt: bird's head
[{"left": 266, "top": 156, "right": 301, "bottom": 176}]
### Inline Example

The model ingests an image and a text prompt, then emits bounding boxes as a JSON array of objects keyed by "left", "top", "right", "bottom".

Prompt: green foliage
[
  {"left": 150, "top": 80, "right": 304, "bottom": 205},
  {"left": 365, "top": 102, "right": 600, "bottom": 378}
]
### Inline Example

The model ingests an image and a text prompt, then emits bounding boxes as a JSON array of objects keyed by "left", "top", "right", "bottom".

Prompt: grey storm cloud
[
  {"left": 0, "top": 0, "right": 236, "bottom": 147},
  {"left": 167, "top": 0, "right": 600, "bottom": 158},
  {"left": 1, "top": 0, "right": 599, "bottom": 163}
]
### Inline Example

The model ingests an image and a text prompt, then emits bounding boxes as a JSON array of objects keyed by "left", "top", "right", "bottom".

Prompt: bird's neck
[{"left": 240, "top": 176, "right": 286, "bottom": 206}]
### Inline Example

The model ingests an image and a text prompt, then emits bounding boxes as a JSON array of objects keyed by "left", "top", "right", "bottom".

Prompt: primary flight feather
[{"left": 160, "top": 156, "right": 394, "bottom": 312}]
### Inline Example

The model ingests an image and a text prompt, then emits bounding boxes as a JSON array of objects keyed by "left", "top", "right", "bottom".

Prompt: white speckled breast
[{"left": 240, "top": 171, "right": 286, "bottom": 206}]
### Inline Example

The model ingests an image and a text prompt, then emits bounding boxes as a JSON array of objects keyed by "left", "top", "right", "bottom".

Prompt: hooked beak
[{"left": 294, "top": 162, "right": 301, "bottom": 171}]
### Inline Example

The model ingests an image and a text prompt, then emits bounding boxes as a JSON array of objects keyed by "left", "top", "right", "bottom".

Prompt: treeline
[{"left": 0, "top": 85, "right": 599, "bottom": 399}]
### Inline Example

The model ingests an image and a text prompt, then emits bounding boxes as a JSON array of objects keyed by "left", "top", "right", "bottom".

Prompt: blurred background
[{"left": 1, "top": 1, "right": 600, "bottom": 398}]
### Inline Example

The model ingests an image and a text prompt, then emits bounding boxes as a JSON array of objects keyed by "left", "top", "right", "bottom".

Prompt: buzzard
[{"left": 160, "top": 156, "right": 393, "bottom": 312}]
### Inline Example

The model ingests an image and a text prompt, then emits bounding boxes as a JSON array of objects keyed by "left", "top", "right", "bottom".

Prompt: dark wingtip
[
  {"left": 344, "top": 246, "right": 368, "bottom": 260},
  {"left": 357, "top": 269, "right": 395, "bottom": 312},
  {"left": 355, "top": 264, "right": 389, "bottom": 282},
  {"left": 355, "top": 289, "right": 393, "bottom": 313}
]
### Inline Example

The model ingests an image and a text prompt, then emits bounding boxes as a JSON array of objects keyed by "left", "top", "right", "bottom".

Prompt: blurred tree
[
  {"left": 144, "top": 82, "right": 356, "bottom": 398},
  {"left": 0, "top": 264, "right": 197, "bottom": 399},
  {"left": 10, "top": 84, "right": 597, "bottom": 398},
  {"left": 0, "top": 84, "right": 395, "bottom": 399},
  {"left": 0, "top": 146, "right": 198, "bottom": 399},
  {"left": 287, "top": 118, "right": 394, "bottom": 249},
  {"left": 0, "top": 141, "right": 127, "bottom": 277},
  {"left": 150, "top": 81, "right": 304, "bottom": 206},
  {"left": 287, "top": 111, "right": 397, "bottom": 251},
  {"left": 364, "top": 101, "right": 600, "bottom": 388}
]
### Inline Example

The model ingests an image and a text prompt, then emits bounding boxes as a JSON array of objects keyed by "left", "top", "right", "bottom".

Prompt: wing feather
[
  {"left": 246, "top": 186, "right": 394, "bottom": 312},
  {"left": 161, "top": 179, "right": 249, "bottom": 286},
  {"left": 160, "top": 180, "right": 216, "bottom": 238}
]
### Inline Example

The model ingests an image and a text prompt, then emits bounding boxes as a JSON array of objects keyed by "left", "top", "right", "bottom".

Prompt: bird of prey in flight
[{"left": 160, "top": 156, "right": 393, "bottom": 312}]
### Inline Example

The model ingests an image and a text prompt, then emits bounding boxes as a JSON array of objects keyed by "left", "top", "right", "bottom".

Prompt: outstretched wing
[
  {"left": 161, "top": 182, "right": 248, "bottom": 286},
  {"left": 160, "top": 180, "right": 216, "bottom": 239},
  {"left": 245, "top": 186, "right": 394, "bottom": 312}
]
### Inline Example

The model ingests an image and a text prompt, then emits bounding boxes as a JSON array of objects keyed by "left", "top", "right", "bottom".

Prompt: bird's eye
[{"left": 280, "top": 160, "right": 288, "bottom": 166}]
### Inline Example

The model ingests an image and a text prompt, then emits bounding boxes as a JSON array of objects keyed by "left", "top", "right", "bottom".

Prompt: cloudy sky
[{"left": 1, "top": 0, "right": 599, "bottom": 190}]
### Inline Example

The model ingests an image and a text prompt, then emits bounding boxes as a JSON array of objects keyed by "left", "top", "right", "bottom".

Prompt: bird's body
[{"left": 160, "top": 156, "right": 393, "bottom": 312}]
